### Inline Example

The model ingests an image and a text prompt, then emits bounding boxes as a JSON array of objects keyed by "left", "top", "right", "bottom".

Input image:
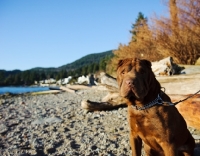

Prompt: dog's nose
[{"left": 125, "top": 79, "right": 133, "bottom": 87}]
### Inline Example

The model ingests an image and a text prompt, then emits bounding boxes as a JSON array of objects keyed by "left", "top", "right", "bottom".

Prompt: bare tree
[{"left": 153, "top": 0, "right": 200, "bottom": 64}]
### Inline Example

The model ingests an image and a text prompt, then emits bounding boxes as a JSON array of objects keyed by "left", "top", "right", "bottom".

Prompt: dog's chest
[
  {"left": 128, "top": 108, "right": 158, "bottom": 133},
  {"left": 128, "top": 111, "right": 149, "bottom": 130}
]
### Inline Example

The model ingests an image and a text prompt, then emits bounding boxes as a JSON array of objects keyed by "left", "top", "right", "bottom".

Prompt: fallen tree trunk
[
  {"left": 59, "top": 86, "right": 76, "bottom": 93},
  {"left": 171, "top": 94, "right": 200, "bottom": 130}
]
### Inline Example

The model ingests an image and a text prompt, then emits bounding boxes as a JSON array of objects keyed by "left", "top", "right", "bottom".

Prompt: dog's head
[{"left": 117, "top": 58, "right": 156, "bottom": 101}]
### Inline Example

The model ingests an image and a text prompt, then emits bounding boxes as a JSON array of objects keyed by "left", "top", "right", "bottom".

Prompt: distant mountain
[
  {"left": 58, "top": 50, "right": 114, "bottom": 71},
  {"left": 30, "top": 67, "right": 57, "bottom": 72},
  {"left": 2, "top": 50, "right": 114, "bottom": 73},
  {"left": 0, "top": 69, "right": 21, "bottom": 76},
  {"left": 30, "top": 50, "right": 114, "bottom": 72}
]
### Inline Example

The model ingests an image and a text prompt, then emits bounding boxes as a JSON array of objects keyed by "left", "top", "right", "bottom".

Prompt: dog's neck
[
  {"left": 145, "top": 78, "right": 161, "bottom": 104},
  {"left": 130, "top": 77, "right": 161, "bottom": 107}
]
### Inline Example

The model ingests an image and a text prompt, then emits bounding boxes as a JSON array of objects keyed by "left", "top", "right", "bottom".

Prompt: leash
[
  {"left": 172, "top": 89, "right": 200, "bottom": 105},
  {"left": 161, "top": 89, "right": 200, "bottom": 106}
]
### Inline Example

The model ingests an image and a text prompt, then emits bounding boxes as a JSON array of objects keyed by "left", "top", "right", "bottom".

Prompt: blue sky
[{"left": 0, "top": 0, "right": 167, "bottom": 70}]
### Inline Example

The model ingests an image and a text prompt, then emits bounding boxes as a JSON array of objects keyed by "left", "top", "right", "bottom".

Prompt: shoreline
[{"left": 0, "top": 86, "right": 51, "bottom": 96}]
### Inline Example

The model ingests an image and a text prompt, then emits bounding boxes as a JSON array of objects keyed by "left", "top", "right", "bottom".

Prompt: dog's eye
[
  {"left": 128, "top": 65, "right": 132, "bottom": 72},
  {"left": 121, "top": 70, "right": 125, "bottom": 75}
]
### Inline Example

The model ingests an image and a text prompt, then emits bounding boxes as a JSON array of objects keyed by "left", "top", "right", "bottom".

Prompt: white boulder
[
  {"left": 151, "top": 57, "right": 182, "bottom": 76},
  {"left": 57, "top": 76, "right": 72, "bottom": 85},
  {"left": 77, "top": 75, "right": 90, "bottom": 85}
]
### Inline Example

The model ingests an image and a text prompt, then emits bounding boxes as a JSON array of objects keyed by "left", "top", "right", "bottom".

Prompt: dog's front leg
[
  {"left": 162, "top": 144, "right": 178, "bottom": 156},
  {"left": 130, "top": 133, "right": 142, "bottom": 156}
]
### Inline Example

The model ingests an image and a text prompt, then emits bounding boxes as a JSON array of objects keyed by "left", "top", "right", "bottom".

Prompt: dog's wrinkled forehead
[
  {"left": 117, "top": 58, "right": 151, "bottom": 72},
  {"left": 117, "top": 58, "right": 137, "bottom": 69}
]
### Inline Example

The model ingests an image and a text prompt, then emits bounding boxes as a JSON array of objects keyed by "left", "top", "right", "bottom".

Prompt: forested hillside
[
  {"left": 0, "top": 50, "right": 113, "bottom": 86},
  {"left": 58, "top": 50, "right": 113, "bottom": 71}
]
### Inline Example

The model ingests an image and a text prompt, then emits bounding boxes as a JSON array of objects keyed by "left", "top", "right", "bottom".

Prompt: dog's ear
[
  {"left": 143, "top": 59, "right": 152, "bottom": 68},
  {"left": 117, "top": 59, "right": 124, "bottom": 69},
  {"left": 117, "top": 58, "right": 133, "bottom": 69}
]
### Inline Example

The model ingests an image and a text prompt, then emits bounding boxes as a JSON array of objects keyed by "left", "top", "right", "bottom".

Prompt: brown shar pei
[{"left": 117, "top": 58, "right": 195, "bottom": 156}]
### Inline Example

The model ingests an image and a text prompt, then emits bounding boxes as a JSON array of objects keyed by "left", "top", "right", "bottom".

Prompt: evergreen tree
[
  {"left": 93, "top": 63, "right": 99, "bottom": 73},
  {"left": 56, "top": 74, "right": 60, "bottom": 81},
  {"left": 5, "top": 75, "right": 15, "bottom": 85},
  {"left": 0, "top": 71, "right": 5, "bottom": 85},
  {"left": 14, "top": 74, "right": 21, "bottom": 85},
  {"left": 29, "top": 72, "right": 37, "bottom": 84},
  {"left": 81, "top": 66, "right": 88, "bottom": 76},
  {"left": 40, "top": 72, "right": 46, "bottom": 80},
  {"left": 99, "top": 58, "right": 106, "bottom": 71},
  {"left": 76, "top": 68, "right": 82, "bottom": 76},
  {"left": 130, "top": 12, "right": 148, "bottom": 41},
  {"left": 87, "top": 64, "right": 93, "bottom": 74}
]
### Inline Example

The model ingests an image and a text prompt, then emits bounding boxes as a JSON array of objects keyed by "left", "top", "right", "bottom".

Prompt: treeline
[
  {"left": 107, "top": 0, "right": 200, "bottom": 76},
  {"left": 0, "top": 55, "right": 112, "bottom": 86}
]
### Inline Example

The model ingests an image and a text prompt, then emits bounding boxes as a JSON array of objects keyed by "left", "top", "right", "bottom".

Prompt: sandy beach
[{"left": 0, "top": 87, "right": 200, "bottom": 156}]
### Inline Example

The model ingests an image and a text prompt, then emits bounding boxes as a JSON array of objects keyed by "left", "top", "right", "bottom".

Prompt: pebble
[{"left": 0, "top": 123, "right": 8, "bottom": 134}]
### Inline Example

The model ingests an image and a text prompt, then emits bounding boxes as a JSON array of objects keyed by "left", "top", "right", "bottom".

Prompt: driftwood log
[{"left": 172, "top": 94, "right": 200, "bottom": 130}]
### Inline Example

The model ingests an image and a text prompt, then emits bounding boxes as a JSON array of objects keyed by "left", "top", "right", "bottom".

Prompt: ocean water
[{"left": 0, "top": 86, "right": 50, "bottom": 94}]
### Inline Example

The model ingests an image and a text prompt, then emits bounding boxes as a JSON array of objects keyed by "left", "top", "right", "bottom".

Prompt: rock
[
  {"left": 151, "top": 56, "right": 183, "bottom": 76},
  {"left": 7, "top": 119, "right": 20, "bottom": 127},
  {"left": 44, "top": 116, "right": 62, "bottom": 124},
  {"left": 31, "top": 138, "right": 43, "bottom": 149},
  {"left": 0, "top": 99, "right": 6, "bottom": 105},
  {"left": 193, "top": 135, "right": 200, "bottom": 140},
  {"left": 98, "top": 72, "right": 119, "bottom": 89},
  {"left": 77, "top": 75, "right": 90, "bottom": 85},
  {"left": 77, "top": 74, "right": 97, "bottom": 86},
  {"left": 0, "top": 124, "right": 8, "bottom": 134},
  {"left": 31, "top": 116, "right": 62, "bottom": 125},
  {"left": 21, "top": 101, "right": 25, "bottom": 105},
  {"left": 57, "top": 76, "right": 72, "bottom": 85},
  {"left": 45, "top": 144, "right": 55, "bottom": 154},
  {"left": 31, "top": 118, "right": 45, "bottom": 125}
]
